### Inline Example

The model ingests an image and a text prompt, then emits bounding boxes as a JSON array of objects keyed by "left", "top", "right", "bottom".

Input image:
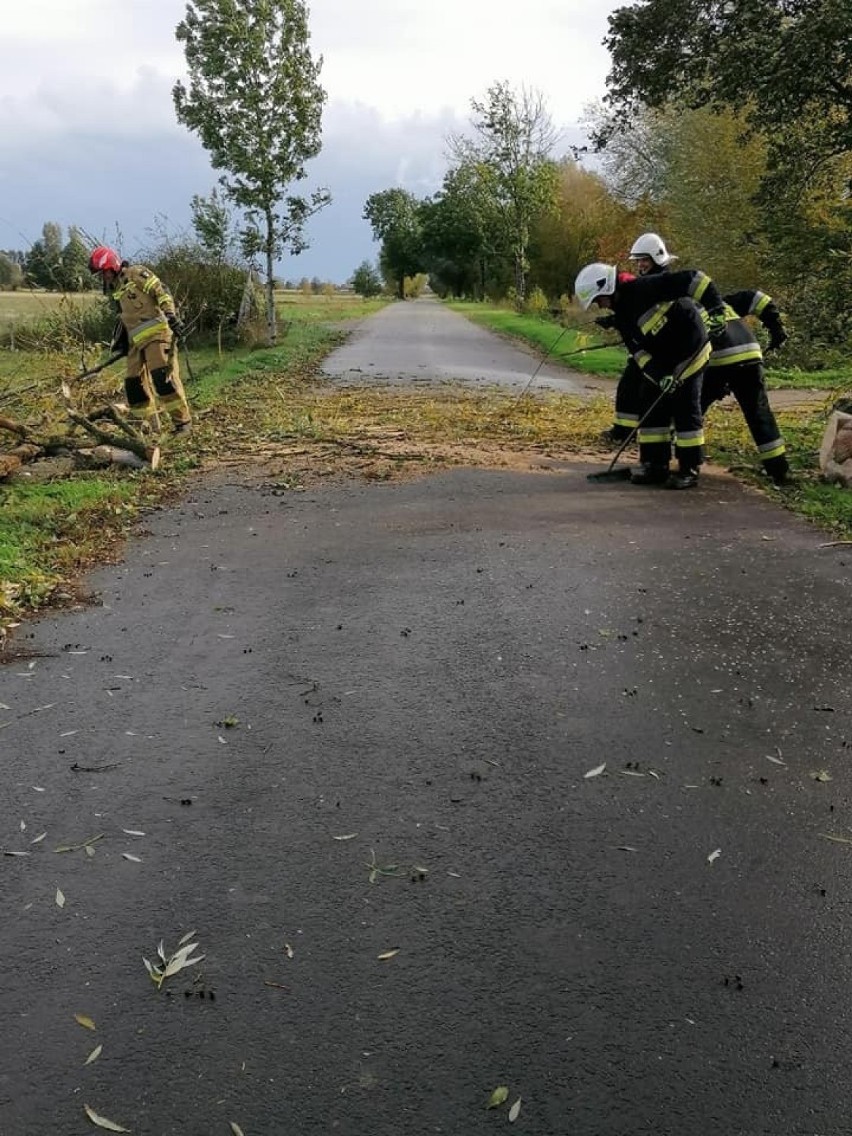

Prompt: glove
[
  {"left": 167, "top": 315, "right": 186, "bottom": 342},
  {"left": 110, "top": 321, "right": 129, "bottom": 357},
  {"left": 595, "top": 313, "right": 617, "bottom": 330},
  {"left": 766, "top": 331, "right": 788, "bottom": 353},
  {"left": 706, "top": 311, "right": 728, "bottom": 345},
  {"left": 657, "top": 375, "right": 677, "bottom": 393}
]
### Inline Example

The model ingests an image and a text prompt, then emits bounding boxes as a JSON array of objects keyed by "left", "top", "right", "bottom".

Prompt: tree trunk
[{"left": 265, "top": 215, "right": 277, "bottom": 347}]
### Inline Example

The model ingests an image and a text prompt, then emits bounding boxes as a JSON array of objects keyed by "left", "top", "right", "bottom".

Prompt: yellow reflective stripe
[
  {"left": 674, "top": 342, "right": 712, "bottom": 382},
  {"left": 141, "top": 275, "right": 174, "bottom": 308},
  {"left": 633, "top": 350, "right": 653, "bottom": 369},
  {"left": 638, "top": 301, "right": 673, "bottom": 336},
  {"left": 758, "top": 439, "right": 785, "bottom": 457},
  {"left": 707, "top": 345, "right": 763, "bottom": 367},
  {"left": 690, "top": 273, "right": 711, "bottom": 302},
  {"left": 752, "top": 292, "right": 771, "bottom": 315},
  {"left": 638, "top": 430, "right": 671, "bottom": 443},
  {"left": 130, "top": 317, "right": 169, "bottom": 345},
  {"left": 676, "top": 430, "right": 704, "bottom": 446},
  {"left": 614, "top": 414, "right": 640, "bottom": 427}
]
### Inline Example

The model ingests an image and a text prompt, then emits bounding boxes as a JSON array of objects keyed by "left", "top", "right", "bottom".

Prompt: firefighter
[
  {"left": 615, "top": 233, "right": 790, "bottom": 485},
  {"left": 575, "top": 262, "right": 728, "bottom": 489},
  {"left": 88, "top": 246, "right": 192, "bottom": 433}
]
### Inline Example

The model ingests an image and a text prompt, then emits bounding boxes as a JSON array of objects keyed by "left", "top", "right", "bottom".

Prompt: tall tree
[
  {"left": 173, "top": 0, "right": 331, "bottom": 344},
  {"left": 420, "top": 162, "right": 499, "bottom": 299},
  {"left": 362, "top": 189, "right": 425, "bottom": 299},
  {"left": 599, "top": 0, "right": 852, "bottom": 178},
  {"left": 25, "top": 222, "right": 64, "bottom": 290},
  {"left": 448, "top": 82, "right": 559, "bottom": 302},
  {"left": 59, "top": 227, "right": 94, "bottom": 292},
  {"left": 190, "top": 187, "right": 236, "bottom": 264}
]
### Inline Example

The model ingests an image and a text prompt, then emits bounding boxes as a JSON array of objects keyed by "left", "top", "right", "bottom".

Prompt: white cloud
[{"left": 0, "top": 0, "right": 621, "bottom": 278}]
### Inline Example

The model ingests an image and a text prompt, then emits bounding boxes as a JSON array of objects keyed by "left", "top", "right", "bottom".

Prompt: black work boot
[
  {"left": 763, "top": 455, "right": 790, "bottom": 486},
  {"left": 665, "top": 468, "right": 699, "bottom": 490},
  {"left": 630, "top": 463, "right": 670, "bottom": 485}
]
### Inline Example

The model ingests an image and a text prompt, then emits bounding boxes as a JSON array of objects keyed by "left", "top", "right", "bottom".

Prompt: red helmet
[{"left": 88, "top": 245, "right": 121, "bottom": 274}]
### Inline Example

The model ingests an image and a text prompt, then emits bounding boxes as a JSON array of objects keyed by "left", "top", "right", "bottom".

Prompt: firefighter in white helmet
[
  {"left": 575, "top": 261, "right": 726, "bottom": 488},
  {"left": 603, "top": 232, "right": 790, "bottom": 484}
]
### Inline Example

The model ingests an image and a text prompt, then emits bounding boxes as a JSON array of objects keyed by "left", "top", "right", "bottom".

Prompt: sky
[{"left": 0, "top": 0, "right": 622, "bottom": 283}]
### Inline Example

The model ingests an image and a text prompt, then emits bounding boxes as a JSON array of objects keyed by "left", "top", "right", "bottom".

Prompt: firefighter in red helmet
[{"left": 88, "top": 246, "right": 192, "bottom": 433}]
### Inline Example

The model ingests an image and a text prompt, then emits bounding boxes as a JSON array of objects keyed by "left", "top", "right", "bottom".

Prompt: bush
[
  {"left": 146, "top": 244, "right": 261, "bottom": 346},
  {"left": 524, "top": 287, "right": 550, "bottom": 317}
]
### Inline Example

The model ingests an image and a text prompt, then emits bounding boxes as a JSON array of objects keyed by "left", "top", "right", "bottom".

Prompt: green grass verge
[{"left": 447, "top": 300, "right": 852, "bottom": 392}]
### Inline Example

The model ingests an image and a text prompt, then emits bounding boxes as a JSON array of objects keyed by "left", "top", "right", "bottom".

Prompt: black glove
[
  {"left": 595, "top": 313, "right": 617, "bottom": 330},
  {"left": 766, "top": 331, "right": 788, "bottom": 353},
  {"left": 167, "top": 315, "right": 186, "bottom": 342},
  {"left": 110, "top": 321, "right": 129, "bottom": 357},
  {"left": 706, "top": 311, "right": 728, "bottom": 345}
]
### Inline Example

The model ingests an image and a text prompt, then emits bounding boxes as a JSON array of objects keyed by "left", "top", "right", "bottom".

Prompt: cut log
[{"left": 65, "top": 410, "right": 158, "bottom": 466}]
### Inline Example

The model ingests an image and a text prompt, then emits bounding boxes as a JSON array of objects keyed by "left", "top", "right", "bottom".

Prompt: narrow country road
[
  {"left": 321, "top": 296, "right": 591, "bottom": 394},
  {"left": 2, "top": 300, "right": 851, "bottom": 1136}
]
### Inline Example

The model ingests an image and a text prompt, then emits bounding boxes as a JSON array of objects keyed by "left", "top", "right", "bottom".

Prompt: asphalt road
[
  {"left": 321, "top": 296, "right": 592, "bottom": 394},
  {"left": 3, "top": 301, "right": 852, "bottom": 1136}
]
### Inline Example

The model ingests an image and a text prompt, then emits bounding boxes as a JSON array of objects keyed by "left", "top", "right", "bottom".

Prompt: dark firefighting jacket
[
  {"left": 724, "top": 289, "right": 788, "bottom": 350},
  {"left": 610, "top": 270, "right": 724, "bottom": 388}
]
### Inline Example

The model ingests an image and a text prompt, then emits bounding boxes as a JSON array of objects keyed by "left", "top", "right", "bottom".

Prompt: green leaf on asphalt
[
  {"left": 83, "top": 1104, "right": 130, "bottom": 1131},
  {"left": 75, "top": 1014, "right": 96, "bottom": 1031},
  {"left": 811, "top": 770, "right": 833, "bottom": 782},
  {"left": 487, "top": 1086, "right": 509, "bottom": 1109}
]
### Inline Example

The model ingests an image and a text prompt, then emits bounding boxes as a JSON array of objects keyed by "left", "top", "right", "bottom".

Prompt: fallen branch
[
  {"left": 819, "top": 541, "right": 852, "bottom": 548},
  {"left": 66, "top": 410, "right": 159, "bottom": 468}
]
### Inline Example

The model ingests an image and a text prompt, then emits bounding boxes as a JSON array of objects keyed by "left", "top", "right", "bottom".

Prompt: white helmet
[
  {"left": 574, "top": 263, "right": 617, "bottom": 310},
  {"left": 629, "top": 232, "right": 677, "bottom": 266}
]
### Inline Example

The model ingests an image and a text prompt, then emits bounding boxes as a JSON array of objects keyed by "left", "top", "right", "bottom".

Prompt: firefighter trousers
[
  {"left": 609, "top": 359, "right": 644, "bottom": 441},
  {"left": 701, "top": 362, "right": 786, "bottom": 473},
  {"left": 636, "top": 371, "right": 705, "bottom": 472},
  {"left": 125, "top": 333, "right": 192, "bottom": 427}
]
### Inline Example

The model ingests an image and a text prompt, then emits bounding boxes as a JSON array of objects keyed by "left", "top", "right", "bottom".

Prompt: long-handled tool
[
  {"left": 514, "top": 336, "right": 615, "bottom": 404},
  {"left": 586, "top": 385, "right": 671, "bottom": 483},
  {"left": 77, "top": 352, "right": 124, "bottom": 382}
]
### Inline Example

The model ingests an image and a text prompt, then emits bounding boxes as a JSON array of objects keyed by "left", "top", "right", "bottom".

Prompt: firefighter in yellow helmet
[{"left": 88, "top": 246, "right": 192, "bottom": 433}]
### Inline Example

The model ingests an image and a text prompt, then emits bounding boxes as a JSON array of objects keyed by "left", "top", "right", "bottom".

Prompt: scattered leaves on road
[
  {"left": 819, "top": 833, "right": 852, "bottom": 846},
  {"left": 230, "top": 1123, "right": 246, "bottom": 1136},
  {"left": 55, "top": 833, "right": 105, "bottom": 854},
  {"left": 122, "top": 829, "right": 145, "bottom": 837},
  {"left": 121, "top": 853, "right": 142, "bottom": 863},
  {"left": 55, "top": 888, "right": 66, "bottom": 908},
  {"left": 333, "top": 833, "right": 358, "bottom": 841},
  {"left": 83, "top": 1104, "right": 129, "bottom": 1132},
  {"left": 84, "top": 1045, "right": 103, "bottom": 1066},
  {"left": 509, "top": 1097, "right": 522, "bottom": 1122},
  {"left": 30, "top": 832, "right": 47, "bottom": 844},
  {"left": 707, "top": 849, "right": 722, "bottom": 864},
  {"left": 584, "top": 763, "right": 606, "bottom": 779},
  {"left": 811, "top": 770, "right": 833, "bottom": 782},
  {"left": 75, "top": 1014, "right": 97, "bottom": 1031},
  {"left": 377, "top": 949, "right": 399, "bottom": 961}
]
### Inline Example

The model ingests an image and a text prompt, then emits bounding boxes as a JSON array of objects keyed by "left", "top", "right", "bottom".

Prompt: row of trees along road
[{"left": 364, "top": 4, "right": 852, "bottom": 369}]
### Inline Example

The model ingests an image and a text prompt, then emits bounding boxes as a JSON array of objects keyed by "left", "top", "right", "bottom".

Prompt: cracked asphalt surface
[{"left": 3, "top": 300, "right": 852, "bottom": 1136}]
